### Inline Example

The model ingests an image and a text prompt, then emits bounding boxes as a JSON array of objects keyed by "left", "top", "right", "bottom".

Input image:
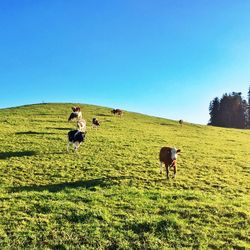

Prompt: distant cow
[
  {"left": 77, "top": 119, "right": 87, "bottom": 132},
  {"left": 67, "top": 130, "right": 86, "bottom": 152},
  {"left": 92, "top": 117, "right": 100, "bottom": 128},
  {"left": 111, "top": 109, "right": 123, "bottom": 116},
  {"left": 179, "top": 120, "right": 183, "bottom": 126},
  {"left": 159, "top": 147, "right": 181, "bottom": 179}
]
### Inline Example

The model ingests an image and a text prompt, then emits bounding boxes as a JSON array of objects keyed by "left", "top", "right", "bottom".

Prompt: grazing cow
[
  {"left": 67, "top": 130, "right": 86, "bottom": 152},
  {"left": 77, "top": 118, "right": 87, "bottom": 132},
  {"left": 159, "top": 147, "right": 181, "bottom": 179},
  {"left": 92, "top": 117, "right": 100, "bottom": 128},
  {"left": 111, "top": 109, "right": 123, "bottom": 116},
  {"left": 68, "top": 111, "right": 83, "bottom": 121},
  {"left": 179, "top": 120, "right": 183, "bottom": 126}
]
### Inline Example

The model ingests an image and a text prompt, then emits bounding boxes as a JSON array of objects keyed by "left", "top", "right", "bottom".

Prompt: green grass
[{"left": 0, "top": 103, "right": 249, "bottom": 249}]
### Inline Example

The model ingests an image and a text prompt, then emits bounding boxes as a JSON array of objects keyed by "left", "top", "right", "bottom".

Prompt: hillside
[{"left": 0, "top": 103, "right": 249, "bottom": 249}]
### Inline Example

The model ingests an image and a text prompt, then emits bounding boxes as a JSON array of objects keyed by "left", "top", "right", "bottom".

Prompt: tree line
[{"left": 208, "top": 86, "right": 250, "bottom": 129}]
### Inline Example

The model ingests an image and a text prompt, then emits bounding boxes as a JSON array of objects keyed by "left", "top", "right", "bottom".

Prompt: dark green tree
[
  {"left": 208, "top": 91, "right": 247, "bottom": 129},
  {"left": 247, "top": 85, "right": 250, "bottom": 128},
  {"left": 208, "top": 97, "right": 220, "bottom": 126}
]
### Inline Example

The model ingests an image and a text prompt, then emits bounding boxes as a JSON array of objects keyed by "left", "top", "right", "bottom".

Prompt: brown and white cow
[
  {"left": 159, "top": 147, "right": 181, "bottom": 179},
  {"left": 77, "top": 118, "right": 87, "bottom": 132},
  {"left": 68, "top": 106, "right": 82, "bottom": 121},
  {"left": 68, "top": 111, "right": 82, "bottom": 121},
  {"left": 72, "top": 106, "right": 81, "bottom": 112}
]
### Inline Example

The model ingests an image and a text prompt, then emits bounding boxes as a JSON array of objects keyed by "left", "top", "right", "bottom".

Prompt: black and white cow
[{"left": 67, "top": 130, "right": 86, "bottom": 152}]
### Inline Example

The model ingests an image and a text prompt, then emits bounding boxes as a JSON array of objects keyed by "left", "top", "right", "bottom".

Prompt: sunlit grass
[{"left": 0, "top": 103, "right": 249, "bottom": 249}]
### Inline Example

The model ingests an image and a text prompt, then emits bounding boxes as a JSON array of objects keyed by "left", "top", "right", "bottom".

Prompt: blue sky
[{"left": 1, "top": 0, "right": 250, "bottom": 124}]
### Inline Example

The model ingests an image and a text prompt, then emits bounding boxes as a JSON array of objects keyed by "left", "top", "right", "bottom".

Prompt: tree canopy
[{"left": 208, "top": 87, "right": 250, "bottom": 129}]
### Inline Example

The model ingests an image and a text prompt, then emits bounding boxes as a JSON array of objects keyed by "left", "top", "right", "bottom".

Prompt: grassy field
[{"left": 0, "top": 103, "right": 249, "bottom": 249}]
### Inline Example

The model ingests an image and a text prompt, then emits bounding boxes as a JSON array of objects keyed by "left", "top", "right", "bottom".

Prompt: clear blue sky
[{"left": 1, "top": 0, "right": 250, "bottom": 124}]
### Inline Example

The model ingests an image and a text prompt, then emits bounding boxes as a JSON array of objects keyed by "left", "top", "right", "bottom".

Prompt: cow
[
  {"left": 68, "top": 111, "right": 82, "bottom": 121},
  {"left": 92, "top": 117, "right": 100, "bottom": 128},
  {"left": 77, "top": 118, "right": 87, "bottom": 132},
  {"left": 68, "top": 106, "right": 82, "bottom": 121},
  {"left": 67, "top": 130, "right": 86, "bottom": 152},
  {"left": 72, "top": 106, "right": 81, "bottom": 112},
  {"left": 159, "top": 147, "right": 181, "bottom": 179},
  {"left": 179, "top": 119, "right": 183, "bottom": 126},
  {"left": 111, "top": 109, "right": 123, "bottom": 116}
]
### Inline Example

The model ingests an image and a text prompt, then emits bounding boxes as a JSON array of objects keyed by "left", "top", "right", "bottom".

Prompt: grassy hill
[{"left": 0, "top": 103, "right": 249, "bottom": 249}]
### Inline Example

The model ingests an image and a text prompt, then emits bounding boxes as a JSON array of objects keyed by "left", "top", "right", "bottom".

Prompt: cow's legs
[
  {"left": 74, "top": 142, "right": 80, "bottom": 152},
  {"left": 160, "top": 162, "right": 163, "bottom": 174},
  {"left": 173, "top": 165, "right": 177, "bottom": 178},
  {"left": 165, "top": 165, "right": 169, "bottom": 179},
  {"left": 67, "top": 142, "right": 71, "bottom": 152}
]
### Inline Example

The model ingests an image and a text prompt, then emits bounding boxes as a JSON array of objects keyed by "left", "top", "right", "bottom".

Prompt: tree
[
  {"left": 247, "top": 86, "right": 250, "bottom": 128},
  {"left": 208, "top": 97, "right": 220, "bottom": 126},
  {"left": 208, "top": 91, "right": 248, "bottom": 129},
  {"left": 228, "top": 92, "right": 245, "bottom": 128}
]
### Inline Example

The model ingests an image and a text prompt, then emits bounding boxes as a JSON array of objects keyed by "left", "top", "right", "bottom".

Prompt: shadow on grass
[
  {"left": 95, "top": 113, "right": 111, "bottom": 117},
  {"left": 16, "top": 131, "right": 56, "bottom": 135},
  {"left": 31, "top": 119, "right": 64, "bottom": 123},
  {"left": 160, "top": 123, "right": 176, "bottom": 127},
  {"left": 47, "top": 127, "right": 71, "bottom": 131},
  {"left": 37, "top": 113, "right": 51, "bottom": 116},
  {"left": 10, "top": 176, "right": 134, "bottom": 193},
  {"left": 0, "top": 151, "right": 37, "bottom": 159},
  {"left": 9, "top": 174, "right": 168, "bottom": 193}
]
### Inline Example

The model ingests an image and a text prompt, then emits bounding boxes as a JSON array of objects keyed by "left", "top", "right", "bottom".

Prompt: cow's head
[{"left": 171, "top": 148, "right": 181, "bottom": 161}]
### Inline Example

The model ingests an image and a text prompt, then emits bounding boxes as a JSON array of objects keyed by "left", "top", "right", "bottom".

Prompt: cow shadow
[
  {"left": 31, "top": 119, "right": 59, "bottom": 123},
  {"left": 10, "top": 176, "right": 133, "bottom": 193},
  {"left": 0, "top": 151, "right": 37, "bottom": 159},
  {"left": 95, "top": 113, "right": 111, "bottom": 117},
  {"left": 47, "top": 127, "right": 71, "bottom": 131},
  {"left": 160, "top": 123, "right": 176, "bottom": 127},
  {"left": 16, "top": 131, "right": 56, "bottom": 135}
]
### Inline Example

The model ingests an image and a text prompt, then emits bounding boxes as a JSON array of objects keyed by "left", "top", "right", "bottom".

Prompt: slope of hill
[{"left": 0, "top": 103, "right": 249, "bottom": 249}]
